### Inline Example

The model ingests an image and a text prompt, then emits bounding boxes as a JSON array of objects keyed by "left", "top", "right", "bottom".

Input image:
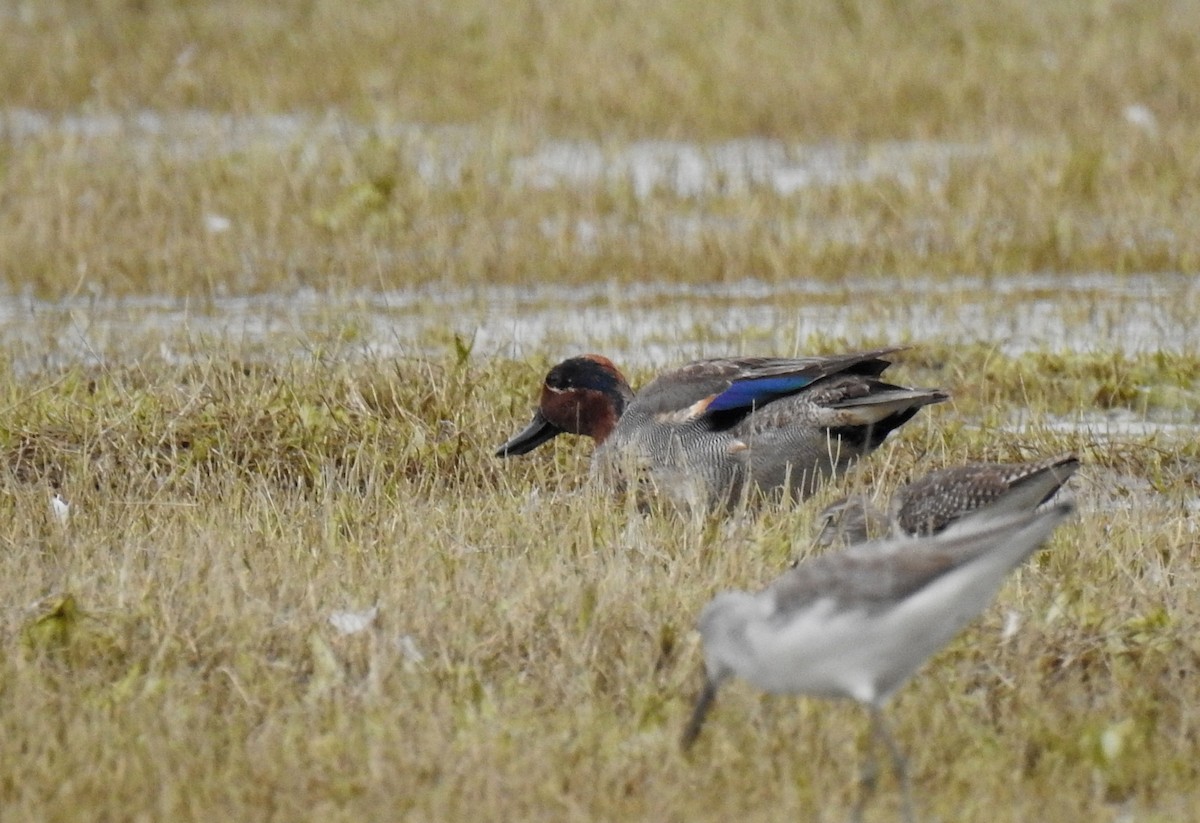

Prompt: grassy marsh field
[
  {"left": 2, "top": 1, "right": 1200, "bottom": 821},
  {"left": 3, "top": 345, "right": 1199, "bottom": 823}
]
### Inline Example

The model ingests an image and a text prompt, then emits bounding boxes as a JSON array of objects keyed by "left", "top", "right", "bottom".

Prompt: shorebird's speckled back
[{"left": 816, "top": 454, "right": 1080, "bottom": 546}]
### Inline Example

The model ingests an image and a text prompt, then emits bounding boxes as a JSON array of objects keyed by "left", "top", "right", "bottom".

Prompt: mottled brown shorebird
[{"left": 815, "top": 454, "right": 1080, "bottom": 548}]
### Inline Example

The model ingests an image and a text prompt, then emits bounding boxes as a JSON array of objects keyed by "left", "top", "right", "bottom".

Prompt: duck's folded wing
[
  {"left": 734, "top": 377, "right": 949, "bottom": 437},
  {"left": 633, "top": 348, "right": 904, "bottom": 420}
]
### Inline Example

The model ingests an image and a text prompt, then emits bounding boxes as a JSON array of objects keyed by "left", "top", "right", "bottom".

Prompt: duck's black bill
[
  {"left": 495, "top": 410, "right": 564, "bottom": 457},
  {"left": 680, "top": 678, "right": 719, "bottom": 752}
]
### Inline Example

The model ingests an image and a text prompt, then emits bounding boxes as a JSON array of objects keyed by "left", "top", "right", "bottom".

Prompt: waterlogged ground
[
  {"left": 5, "top": 105, "right": 1193, "bottom": 294},
  {"left": 2, "top": 108, "right": 992, "bottom": 195},
  {"left": 3, "top": 112, "right": 1200, "bottom": 823},
  {"left": 1, "top": 273, "right": 1194, "bottom": 392},
  {"left": 2, "top": 108, "right": 1191, "bottom": 363}
]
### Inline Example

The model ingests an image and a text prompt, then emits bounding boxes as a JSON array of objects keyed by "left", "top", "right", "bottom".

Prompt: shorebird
[
  {"left": 681, "top": 501, "right": 1075, "bottom": 822},
  {"left": 815, "top": 454, "right": 1080, "bottom": 547},
  {"left": 497, "top": 347, "right": 948, "bottom": 512}
]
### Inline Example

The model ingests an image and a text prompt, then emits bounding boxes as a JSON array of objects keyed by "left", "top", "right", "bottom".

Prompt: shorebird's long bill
[
  {"left": 495, "top": 410, "right": 563, "bottom": 457},
  {"left": 681, "top": 678, "right": 719, "bottom": 751}
]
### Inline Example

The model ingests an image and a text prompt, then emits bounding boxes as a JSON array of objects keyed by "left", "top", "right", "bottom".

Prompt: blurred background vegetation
[{"left": 3, "top": 0, "right": 1196, "bottom": 140}]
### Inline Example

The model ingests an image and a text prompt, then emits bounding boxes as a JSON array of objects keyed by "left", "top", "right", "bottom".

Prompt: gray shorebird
[
  {"left": 815, "top": 454, "right": 1081, "bottom": 547},
  {"left": 496, "top": 348, "right": 948, "bottom": 512},
  {"left": 681, "top": 501, "right": 1075, "bottom": 822}
]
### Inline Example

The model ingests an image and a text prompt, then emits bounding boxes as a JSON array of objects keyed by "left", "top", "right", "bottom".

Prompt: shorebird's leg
[
  {"left": 680, "top": 678, "right": 718, "bottom": 751},
  {"left": 851, "top": 713, "right": 881, "bottom": 823},
  {"left": 870, "top": 705, "right": 915, "bottom": 823}
]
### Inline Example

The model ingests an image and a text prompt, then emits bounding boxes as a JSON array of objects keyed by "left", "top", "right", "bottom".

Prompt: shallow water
[{"left": 1, "top": 272, "right": 1194, "bottom": 376}]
